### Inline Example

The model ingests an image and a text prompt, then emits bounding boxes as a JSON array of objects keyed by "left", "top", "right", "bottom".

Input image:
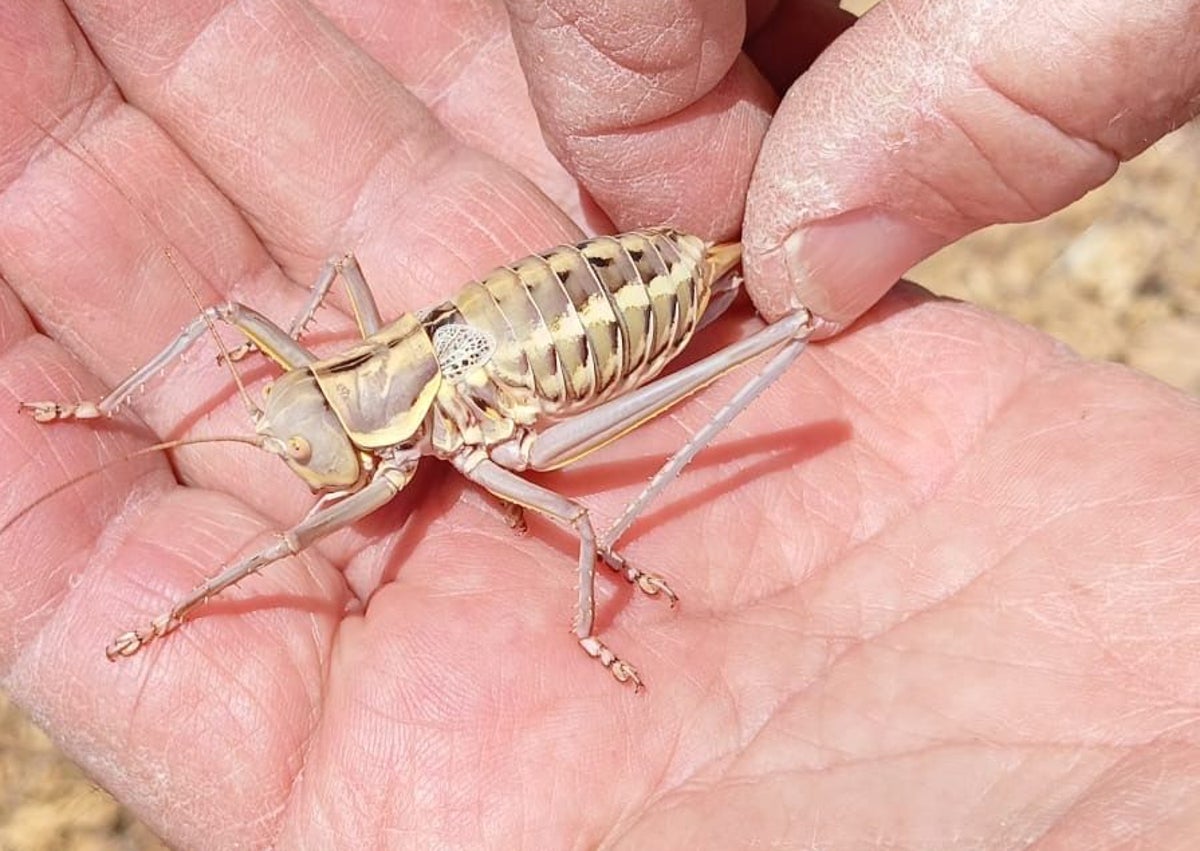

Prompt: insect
[{"left": 21, "top": 228, "right": 813, "bottom": 689}]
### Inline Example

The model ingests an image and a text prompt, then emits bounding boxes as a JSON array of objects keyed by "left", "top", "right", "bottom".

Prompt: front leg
[
  {"left": 107, "top": 460, "right": 414, "bottom": 659},
  {"left": 22, "top": 301, "right": 314, "bottom": 423}
]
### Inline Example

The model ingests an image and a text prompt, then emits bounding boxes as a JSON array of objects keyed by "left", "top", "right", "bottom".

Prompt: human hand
[
  {"left": 508, "top": 0, "right": 1200, "bottom": 330},
  {"left": 503, "top": 0, "right": 1200, "bottom": 844},
  {"left": 0, "top": 3, "right": 1197, "bottom": 851}
]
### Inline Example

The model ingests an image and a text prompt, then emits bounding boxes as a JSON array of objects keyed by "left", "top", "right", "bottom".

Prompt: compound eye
[{"left": 287, "top": 436, "right": 312, "bottom": 463}]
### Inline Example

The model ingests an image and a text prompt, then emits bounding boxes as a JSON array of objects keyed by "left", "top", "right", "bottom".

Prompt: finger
[
  {"left": 28, "top": 0, "right": 585, "bottom": 529},
  {"left": 0, "top": 5, "right": 272, "bottom": 384},
  {"left": 743, "top": 0, "right": 1200, "bottom": 330},
  {"left": 65, "top": 0, "right": 579, "bottom": 313},
  {"left": 310, "top": 0, "right": 606, "bottom": 230},
  {"left": 0, "top": 282, "right": 163, "bottom": 670},
  {"left": 745, "top": 0, "right": 856, "bottom": 96},
  {"left": 0, "top": 9, "right": 342, "bottom": 846},
  {"left": 0, "top": 0, "right": 350, "bottom": 549},
  {"left": 502, "top": 0, "right": 777, "bottom": 238},
  {"left": 0, "top": 0, "right": 269, "bottom": 569}
]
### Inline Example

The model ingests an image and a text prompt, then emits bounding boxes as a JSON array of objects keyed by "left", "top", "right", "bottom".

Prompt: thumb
[{"left": 743, "top": 0, "right": 1200, "bottom": 331}]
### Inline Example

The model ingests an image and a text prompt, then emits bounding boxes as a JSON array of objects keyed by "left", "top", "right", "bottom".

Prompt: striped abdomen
[{"left": 441, "top": 229, "right": 717, "bottom": 418}]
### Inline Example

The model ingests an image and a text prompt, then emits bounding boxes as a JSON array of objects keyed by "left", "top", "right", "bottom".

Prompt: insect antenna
[
  {"left": 161, "top": 245, "right": 262, "bottom": 422},
  {"left": 0, "top": 434, "right": 271, "bottom": 539}
]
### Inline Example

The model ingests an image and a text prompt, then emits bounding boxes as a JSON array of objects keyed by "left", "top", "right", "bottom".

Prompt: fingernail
[{"left": 752, "top": 209, "right": 947, "bottom": 335}]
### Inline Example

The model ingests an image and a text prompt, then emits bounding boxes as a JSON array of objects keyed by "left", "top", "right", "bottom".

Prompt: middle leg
[
  {"left": 227, "top": 253, "right": 385, "bottom": 360},
  {"left": 452, "top": 454, "right": 643, "bottom": 689}
]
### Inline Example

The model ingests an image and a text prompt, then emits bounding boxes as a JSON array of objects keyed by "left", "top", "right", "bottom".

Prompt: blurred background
[
  {"left": 2, "top": 8, "right": 1197, "bottom": 851},
  {"left": 915, "top": 122, "right": 1199, "bottom": 397}
]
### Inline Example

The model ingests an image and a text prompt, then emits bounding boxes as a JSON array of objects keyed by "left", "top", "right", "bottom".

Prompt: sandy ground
[
  {"left": 1, "top": 75, "right": 1196, "bottom": 851},
  {"left": 913, "top": 122, "right": 1200, "bottom": 397}
]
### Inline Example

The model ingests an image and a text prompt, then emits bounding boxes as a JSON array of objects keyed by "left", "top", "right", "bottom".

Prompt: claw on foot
[
  {"left": 610, "top": 660, "right": 643, "bottom": 690},
  {"left": 634, "top": 573, "right": 678, "bottom": 606},
  {"left": 105, "top": 614, "right": 178, "bottom": 661},
  {"left": 498, "top": 499, "right": 528, "bottom": 535},
  {"left": 105, "top": 631, "right": 145, "bottom": 661},
  {"left": 579, "top": 636, "right": 643, "bottom": 692},
  {"left": 599, "top": 549, "right": 678, "bottom": 606},
  {"left": 217, "top": 341, "right": 257, "bottom": 364},
  {"left": 20, "top": 401, "right": 101, "bottom": 423}
]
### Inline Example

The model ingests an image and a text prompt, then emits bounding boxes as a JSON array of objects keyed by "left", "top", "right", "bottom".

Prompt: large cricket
[{"left": 20, "top": 229, "right": 813, "bottom": 689}]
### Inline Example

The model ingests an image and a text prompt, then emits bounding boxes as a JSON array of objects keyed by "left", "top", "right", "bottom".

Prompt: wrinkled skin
[{"left": 1, "top": 1, "right": 1198, "bottom": 848}]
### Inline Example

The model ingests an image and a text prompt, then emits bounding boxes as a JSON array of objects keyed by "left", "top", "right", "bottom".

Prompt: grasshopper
[{"left": 21, "top": 229, "right": 813, "bottom": 689}]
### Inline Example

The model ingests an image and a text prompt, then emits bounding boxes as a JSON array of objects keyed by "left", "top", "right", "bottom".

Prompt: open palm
[{"left": 2, "top": 2, "right": 1198, "bottom": 848}]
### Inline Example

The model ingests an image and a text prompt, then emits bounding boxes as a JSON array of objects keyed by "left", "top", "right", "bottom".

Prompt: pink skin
[{"left": 0, "top": 0, "right": 1198, "bottom": 848}]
